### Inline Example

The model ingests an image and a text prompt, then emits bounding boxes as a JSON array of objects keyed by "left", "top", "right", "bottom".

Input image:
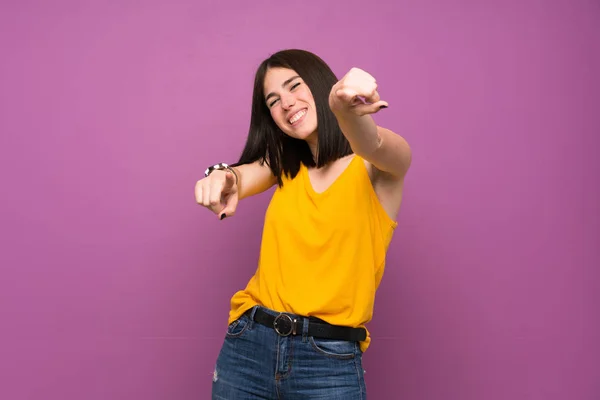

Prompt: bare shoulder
[{"left": 363, "top": 159, "right": 406, "bottom": 221}]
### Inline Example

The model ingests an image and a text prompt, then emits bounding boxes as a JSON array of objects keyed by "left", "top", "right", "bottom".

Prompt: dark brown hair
[{"left": 233, "top": 49, "right": 352, "bottom": 186}]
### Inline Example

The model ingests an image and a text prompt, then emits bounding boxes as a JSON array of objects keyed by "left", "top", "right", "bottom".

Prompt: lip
[
  {"left": 285, "top": 107, "right": 308, "bottom": 122},
  {"left": 287, "top": 108, "right": 308, "bottom": 125}
]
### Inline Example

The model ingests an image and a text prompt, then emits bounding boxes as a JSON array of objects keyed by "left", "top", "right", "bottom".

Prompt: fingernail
[
  {"left": 379, "top": 105, "right": 388, "bottom": 109},
  {"left": 220, "top": 213, "right": 226, "bottom": 220}
]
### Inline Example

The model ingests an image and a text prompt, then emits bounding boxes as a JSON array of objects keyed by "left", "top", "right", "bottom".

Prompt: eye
[
  {"left": 290, "top": 82, "right": 301, "bottom": 90},
  {"left": 268, "top": 98, "right": 279, "bottom": 108}
]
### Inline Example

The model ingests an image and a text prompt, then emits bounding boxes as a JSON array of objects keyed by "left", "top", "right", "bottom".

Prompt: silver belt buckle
[{"left": 273, "top": 313, "right": 294, "bottom": 336}]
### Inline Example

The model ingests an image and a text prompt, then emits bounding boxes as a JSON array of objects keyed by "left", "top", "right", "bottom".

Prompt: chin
[
  {"left": 284, "top": 129, "right": 315, "bottom": 141},
  {"left": 279, "top": 115, "right": 318, "bottom": 141},
  {"left": 293, "top": 123, "right": 318, "bottom": 141}
]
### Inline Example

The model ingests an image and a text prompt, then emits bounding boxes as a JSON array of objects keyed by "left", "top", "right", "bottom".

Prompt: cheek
[
  {"left": 270, "top": 109, "right": 287, "bottom": 128},
  {"left": 269, "top": 108, "right": 279, "bottom": 122},
  {"left": 302, "top": 87, "right": 316, "bottom": 106}
]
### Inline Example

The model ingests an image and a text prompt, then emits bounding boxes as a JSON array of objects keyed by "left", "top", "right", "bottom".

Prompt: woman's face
[{"left": 263, "top": 67, "right": 318, "bottom": 142}]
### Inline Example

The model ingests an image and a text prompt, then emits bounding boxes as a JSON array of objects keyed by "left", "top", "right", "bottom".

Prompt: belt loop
[
  {"left": 248, "top": 305, "right": 258, "bottom": 329},
  {"left": 301, "top": 316, "right": 309, "bottom": 342}
]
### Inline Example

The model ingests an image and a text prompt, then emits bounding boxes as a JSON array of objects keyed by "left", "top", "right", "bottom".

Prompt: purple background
[{"left": 1, "top": 0, "right": 598, "bottom": 399}]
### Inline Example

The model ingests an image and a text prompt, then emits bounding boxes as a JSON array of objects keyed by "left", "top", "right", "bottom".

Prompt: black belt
[{"left": 246, "top": 307, "right": 367, "bottom": 342}]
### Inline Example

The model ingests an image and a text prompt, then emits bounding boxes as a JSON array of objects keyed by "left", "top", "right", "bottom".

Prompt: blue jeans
[{"left": 211, "top": 306, "right": 367, "bottom": 399}]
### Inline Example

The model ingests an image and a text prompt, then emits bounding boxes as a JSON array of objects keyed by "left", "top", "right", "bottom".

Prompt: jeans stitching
[
  {"left": 353, "top": 354, "right": 365, "bottom": 400},
  {"left": 278, "top": 337, "right": 294, "bottom": 379},
  {"left": 308, "top": 336, "right": 356, "bottom": 359},
  {"left": 275, "top": 336, "right": 283, "bottom": 399},
  {"left": 225, "top": 316, "right": 250, "bottom": 338}
]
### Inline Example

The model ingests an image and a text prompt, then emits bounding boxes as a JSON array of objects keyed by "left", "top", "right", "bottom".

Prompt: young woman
[{"left": 196, "top": 49, "right": 411, "bottom": 399}]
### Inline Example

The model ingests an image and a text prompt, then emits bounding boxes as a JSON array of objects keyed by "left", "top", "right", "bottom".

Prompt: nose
[{"left": 280, "top": 93, "right": 296, "bottom": 110}]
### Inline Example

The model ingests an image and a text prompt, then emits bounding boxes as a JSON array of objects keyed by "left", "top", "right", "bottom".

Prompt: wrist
[{"left": 204, "top": 162, "right": 239, "bottom": 185}]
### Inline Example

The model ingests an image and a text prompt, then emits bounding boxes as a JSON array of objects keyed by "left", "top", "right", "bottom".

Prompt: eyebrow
[{"left": 265, "top": 75, "right": 301, "bottom": 103}]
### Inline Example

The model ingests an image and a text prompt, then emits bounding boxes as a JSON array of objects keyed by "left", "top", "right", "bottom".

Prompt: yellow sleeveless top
[{"left": 228, "top": 155, "right": 397, "bottom": 352}]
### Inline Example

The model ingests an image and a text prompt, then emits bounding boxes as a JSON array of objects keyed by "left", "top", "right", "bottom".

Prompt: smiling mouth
[{"left": 288, "top": 109, "right": 307, "bottom": 125}]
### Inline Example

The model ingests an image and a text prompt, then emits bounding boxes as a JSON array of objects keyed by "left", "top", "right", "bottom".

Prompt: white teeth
[{"left": 289, "top": 109, "right": 306, "bottom": 124}]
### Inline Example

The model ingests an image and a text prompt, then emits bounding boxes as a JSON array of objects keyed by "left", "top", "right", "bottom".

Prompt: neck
[{"left": 306, "top": 133, "right": 318, "bottom": 162}]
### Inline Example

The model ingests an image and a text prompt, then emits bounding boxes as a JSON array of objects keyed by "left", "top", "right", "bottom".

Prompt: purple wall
[{"left": 1, "top": 1, "right": 598, "bottom": 399}]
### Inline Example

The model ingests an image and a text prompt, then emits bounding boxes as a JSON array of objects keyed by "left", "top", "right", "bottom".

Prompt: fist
[
  {"left": 329, "top": 67, "right": 388, "bottom": 116},
  {"left": 195, "top": 170, "right": 239, "bottom": 220}
]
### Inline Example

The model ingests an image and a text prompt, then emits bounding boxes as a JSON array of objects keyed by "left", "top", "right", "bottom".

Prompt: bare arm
[
  {"left": 335, "top": 115, "right": 411, "bottom": 179},
  {"left": 231, "top": 160, "right": 277, "bottom": 200},
  {"left": 196, "top": 159, "right": 276, "bottom": 219},
  {"left": 330, "top": 67, "right": 412, "bottom": 180}
]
